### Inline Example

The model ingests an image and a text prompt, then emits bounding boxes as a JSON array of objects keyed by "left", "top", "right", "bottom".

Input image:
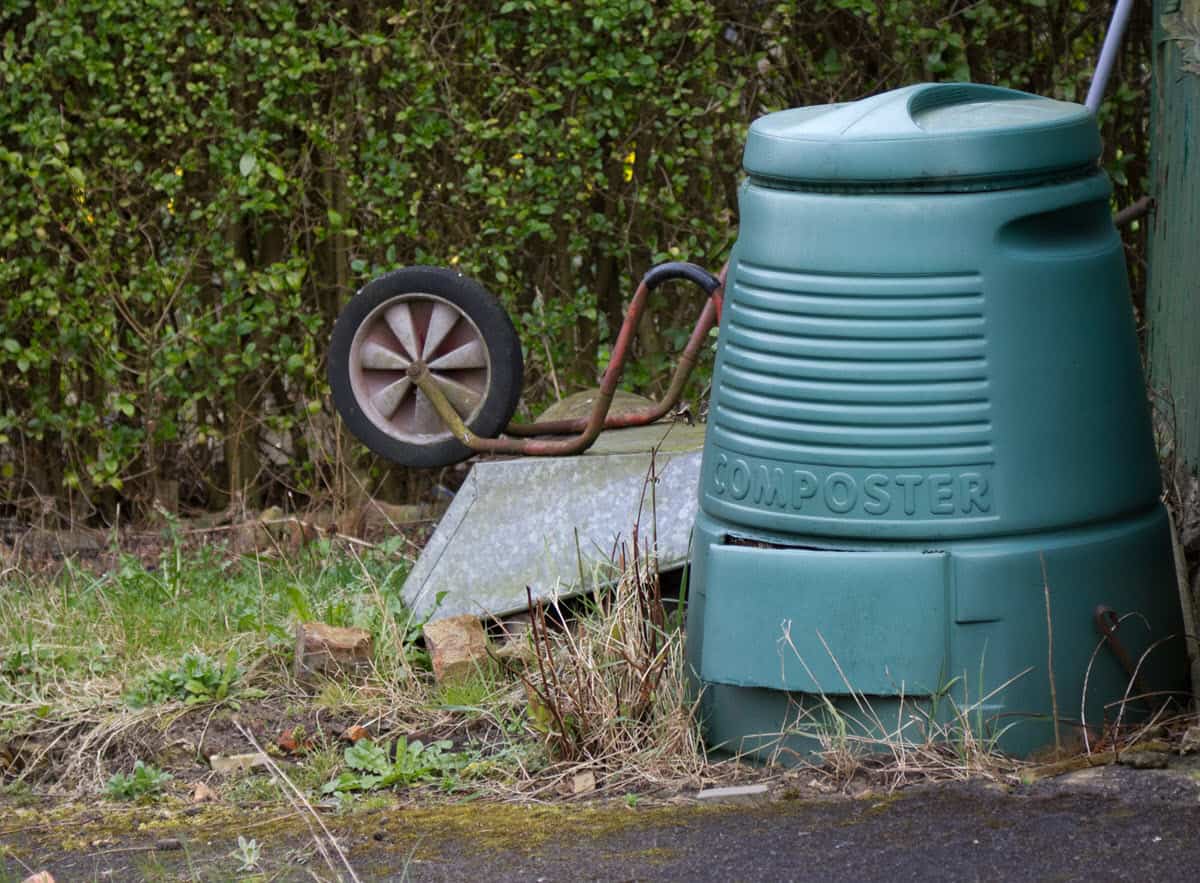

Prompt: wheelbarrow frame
[{"left": 408, "top": 260, "right": 725, "bottom": 457}]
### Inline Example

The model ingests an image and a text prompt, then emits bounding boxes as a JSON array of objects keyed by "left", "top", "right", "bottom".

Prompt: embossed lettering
[
  {"left": 961, "top": 472, "right": 991, "bottom": 513},
  {"left": 863, "top": 473, "right": 891, "bottom": 515},
  {"left": 824, "top": 472, "right": 857, "bottom": 513},
  {"left": 928, "top": 473, "right": 955, "bottom": 515},
  {"left": 713, "top": 453, "right": 728, "bottom": 494},
  {"left": 729, "top": 459, "right": 751, "bottom": 500},
  {"left": 710, "top": 455, "right": 994, "bottom": 519},
  {"left": 894, "top": 474, "right": 924, "bottom": 516},
  {"left": 754, "top": 465, "right": 787, "bottom": 508},
  {"left": 791, "top": 470, "right": 818, "bottom": 510}
]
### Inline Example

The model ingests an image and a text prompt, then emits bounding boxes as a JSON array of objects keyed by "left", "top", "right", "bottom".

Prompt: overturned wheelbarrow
[{"left": 328, "top": 263, "right": 723, "bottom": 468}]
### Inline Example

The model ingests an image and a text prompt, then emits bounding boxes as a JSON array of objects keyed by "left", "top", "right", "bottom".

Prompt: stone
[
  {"left": 191, "top": 782, "right": 218, "bottom": 803},
  {"left": 208, "top": 753, "right": 270, "bottom": 774},
  {"left": 423, "top": 614, "right": 490, "bottom": 683},
  {"left": 572, "top": 771, "right": 597, "bottom": 795},
  {"left": 1179, "top": 726, "right": 1200, "bottom": 755},
  {"left": 348, "top": 500, "right": 448, "bottom": 538},
  {"left": 293, "top": 622, "right": 373, "bottom": 682},
  {"left": 492, "top": 638, "right": 535, "bottom": 668},
  {"left": 21, "top": 874, "right": 55, "bottom": 883},
  {"left": 696, "top": 784, "right": 771, "bottom": 801},
  {"left": 1118, "top": 750, "right": 1171, "bottom": 770},
  {"left": 496, "top": 612, "right": 532, "bottom": 641},
  {"left": 403, "top": 422, "right": 706, "bottom": 622}
]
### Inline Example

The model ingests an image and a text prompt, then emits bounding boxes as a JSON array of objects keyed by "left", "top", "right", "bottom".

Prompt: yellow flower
[
  {"left": 448, "top": 254, "right": 460, "bottom": 266},
  {"left": 85, "top": 212, "right": 94, "bottom": 224},
  {"left": 174, "top": 166, "right": 183, "bottom": 176},
  {"left": 167, "top": 198, "right": 175, "bottom": 216},
  {"left": 622, "top": 149, "right": 636, "bottom": 182}
]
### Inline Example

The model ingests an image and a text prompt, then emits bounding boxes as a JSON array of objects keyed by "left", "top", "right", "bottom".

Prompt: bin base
[{"left": 686, "top": 505, "right": 1190, "bottom": 761}]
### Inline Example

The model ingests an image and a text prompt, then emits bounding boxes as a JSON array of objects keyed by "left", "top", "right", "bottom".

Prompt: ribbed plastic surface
[{"left": 698, "top": 174, "right": 1160, "bottom": 540}]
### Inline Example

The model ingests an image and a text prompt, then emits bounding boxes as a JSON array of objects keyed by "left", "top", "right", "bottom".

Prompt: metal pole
[{"left": 1086, "top": 0, "right": 1136, "bottom": 114}]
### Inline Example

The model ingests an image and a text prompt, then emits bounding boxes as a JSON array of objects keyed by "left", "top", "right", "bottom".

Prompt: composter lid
[{"left": 743, "top": 83, "right": 1100, "bottom": 189}]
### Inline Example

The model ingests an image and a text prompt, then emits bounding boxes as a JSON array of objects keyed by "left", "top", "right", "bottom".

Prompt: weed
[
  {"left": 0, "top": 496, "right": 714, "bottom": 802},
  {"left": 322, "top": 737, "right": 470, "bottom": 795},
  {"left": 232, "top": 835, "right": 262, "bottom": 873},
  {"left": 434, "top": 670, "right": 504, "bottom": 712},
  {"left": 104, "top": 760, "right": 172, "bottom": 800},
  {"left": 125, "top": 650, "right": 242, "bottom": 708},
  {"left": 224, "top": 774, "right": 285, "bottom": 804}
]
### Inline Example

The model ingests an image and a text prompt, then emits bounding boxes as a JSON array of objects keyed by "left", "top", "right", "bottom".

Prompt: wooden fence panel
[{"left": 1147, "top": 0, "right": 1200, "bottom": 467}]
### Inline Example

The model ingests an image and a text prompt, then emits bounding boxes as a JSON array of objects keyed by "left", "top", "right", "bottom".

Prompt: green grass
[
  {"left": 0, "top": 532, "right": 418, "bottom": 737},
  {"left": 0, "top": 528, "right": 716, "bottom": 804}
]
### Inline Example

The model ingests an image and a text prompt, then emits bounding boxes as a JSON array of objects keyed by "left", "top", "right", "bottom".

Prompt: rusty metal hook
[{"left": 1093, "top": 605, "right": 1152, "bottom": 700}]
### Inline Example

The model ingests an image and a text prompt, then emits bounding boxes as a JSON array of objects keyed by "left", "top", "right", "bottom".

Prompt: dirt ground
[{"left": 5, "top": 511, "right": 1200, "bottom": 881}]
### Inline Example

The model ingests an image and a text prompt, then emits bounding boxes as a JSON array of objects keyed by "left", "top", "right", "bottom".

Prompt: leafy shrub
[{"left": 0, "top": 0, "right": 1147, "bottom": 516}]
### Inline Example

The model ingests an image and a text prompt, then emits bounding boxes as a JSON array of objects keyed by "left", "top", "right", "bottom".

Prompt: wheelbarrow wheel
[{"left": 328, "top": 266, "right": 523, "bottom": 468}]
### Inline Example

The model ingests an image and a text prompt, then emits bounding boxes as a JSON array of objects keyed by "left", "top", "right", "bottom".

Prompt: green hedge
[{"left": 0, "top": 0, "right": 1147, "bottom": 518}]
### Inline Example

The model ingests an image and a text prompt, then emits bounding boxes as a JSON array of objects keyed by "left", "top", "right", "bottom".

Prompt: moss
[
  {"left": 3, "top": 793, "right": 746, "bottom": 866},
  {"left": 862, "top": 794, "right": 902, "bottom": 815},
  {"left": 4, "top": 791, "right": 864, "bottom": 879},
  {"left": 829, "top": 792, "right": 903, "bottom": 828}
]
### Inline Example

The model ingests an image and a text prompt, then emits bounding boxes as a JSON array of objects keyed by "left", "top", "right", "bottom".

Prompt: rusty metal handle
[
  {"left": 642, "top": 262, "right": 722, "bottom": 296},
  {"left": 503, "top": 261, "right": 724, "bottom": 440}
]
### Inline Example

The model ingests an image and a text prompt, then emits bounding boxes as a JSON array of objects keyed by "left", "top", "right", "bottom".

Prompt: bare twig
[
  {"left": 233, "top": 721, "right": 360, "bottom": 883},
  {"left": 1041, "top": 554, "right": 1062, "bottom": 757}
]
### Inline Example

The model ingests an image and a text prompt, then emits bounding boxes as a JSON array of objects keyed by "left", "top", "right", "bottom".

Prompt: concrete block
[{"left": 695, "top": 784, "right": 771, "bottom": 801}]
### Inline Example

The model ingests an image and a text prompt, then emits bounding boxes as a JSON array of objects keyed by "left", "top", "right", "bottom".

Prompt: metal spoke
[
  {"left": 371, "top": 377, "right": 412, "bottom": 418},
  {"left": 433, "top": 374, "right": 483, "bottom": 417},
  {"left": 422, "top": 301, "right": 460, "bottom": 360},
  {"left": 359, "top": 341, "right": 410, "bottom": 371},
  {"left": 426, "top": 338, "right": 487, "bottom": 371},
  {"left": 410, "top": 389, "right": 447, "bottom": 435},
  {"left": 384, "top": 302, "right": 421, "bottom": 360}
]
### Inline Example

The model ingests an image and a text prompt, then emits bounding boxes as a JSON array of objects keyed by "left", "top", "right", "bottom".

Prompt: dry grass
[
  {"left": 10, "top": 447, "right": 1193, "bottom": 809},
  {"left": 517, "top": 539, "right": 709, "bottom": 797},
  {"left": 752, "top": 625, "right": 1032, "bottom": 791}
]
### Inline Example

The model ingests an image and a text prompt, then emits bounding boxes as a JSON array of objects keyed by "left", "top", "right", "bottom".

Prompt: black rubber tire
[{"left": 328, "top": 266, "right": 523, "bottom": 468}]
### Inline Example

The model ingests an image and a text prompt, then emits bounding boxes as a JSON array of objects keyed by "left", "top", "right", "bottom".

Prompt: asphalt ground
[{"left": 4, "top": 763, "right": 1199, "bottom": 882}]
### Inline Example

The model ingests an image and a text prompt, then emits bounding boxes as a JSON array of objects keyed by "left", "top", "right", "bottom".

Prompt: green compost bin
[{"left": 686, "top": 83, "right": 1188, "bottom": 759}]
